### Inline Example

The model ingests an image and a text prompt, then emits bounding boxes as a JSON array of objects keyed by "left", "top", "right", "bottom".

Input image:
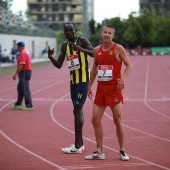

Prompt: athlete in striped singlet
[
  {"left": 48, "top": 23, "right": 94, "bottom": 153},
  {"left": 84, "top": 24, "right": 132, "bottom": 160}
]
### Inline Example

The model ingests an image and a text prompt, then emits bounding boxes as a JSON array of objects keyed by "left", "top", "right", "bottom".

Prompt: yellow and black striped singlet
[{"left": 66, "top": 37, "right": 90, "bottom": 84}]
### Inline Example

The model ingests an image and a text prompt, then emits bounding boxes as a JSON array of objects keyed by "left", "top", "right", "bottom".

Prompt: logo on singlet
[
  {"left": 114, "top": 98, "right": 118, "bottom": 102},
  {"left": 109, "top": 51, "right": 113, "bottom": 55},
  {"left": 98, "top": 52, "right": 101, "bottom": 55}
]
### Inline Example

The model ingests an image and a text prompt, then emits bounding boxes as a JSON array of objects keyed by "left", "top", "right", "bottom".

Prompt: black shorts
[{"left": 70, "top": 82, "right": 89, "bottom": 105}]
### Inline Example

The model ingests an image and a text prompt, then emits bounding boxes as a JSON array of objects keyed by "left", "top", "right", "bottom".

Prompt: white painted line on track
[
  {"left": 1, "top": 98, "right": 170, "bottom": 102},
  {"left": 50, "top": 93, "right": 170, "bottom": 170},
  {"left": 157, "top": 57, "right": 170, "bottom": 75},
  {"left": 104, "top": 112, "right": 170, "bottom": 142},
  {"left": 0, "top": 129, "right": 67, "bottom": 170},
  {"left": 63, "top": 163, "right": 154, "bottom": 169},
  {"left": 144, "top": 58, "right": 170, "bottom": 119}
]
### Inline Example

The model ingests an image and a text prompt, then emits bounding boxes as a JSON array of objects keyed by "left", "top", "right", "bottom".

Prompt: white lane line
[
  {"left": 50, "top": 96, "right": 170, "bottom": 170},
  {"left": 144, "top": 58, "right": 170, "bottom": 119},
  {"left": 104, "top": 112, "right": 170, "bottom": 142},
  {"left": 63, "top": 163, "right": 153, "bottom": 169},
  {"left": 1, "top": 98, "right": 170, "bottom": 102},
  {"left": 0, "top": 67, "right": 68, "bottom": 93},
  {"left": 0, "top": 129, "right": 67, "bottom": 170},
  {"left": 157, "top": 56, "right": 170, "bottom": 75}
]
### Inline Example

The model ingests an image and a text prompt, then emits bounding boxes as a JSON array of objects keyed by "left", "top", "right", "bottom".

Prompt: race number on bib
[
  {"left": 67, "top": 55, "right": 80, "bottom": 71},
  {"left": 98, "top": 65, "right": 113, "bottom": 81}
]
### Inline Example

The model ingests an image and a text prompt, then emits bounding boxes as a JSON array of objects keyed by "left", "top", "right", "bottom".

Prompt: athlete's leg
[
  {"left": 110, "top": 102, "right": 125, "bottom": 151},
  {"left": 91, "top": 104, "right": 106, "bottom": 154},
  {"left": 70, "top": 82, "right": 88, "bottom": 149},
  {"left": 73, "top": 103, "right": 84, "bottom": 149}
]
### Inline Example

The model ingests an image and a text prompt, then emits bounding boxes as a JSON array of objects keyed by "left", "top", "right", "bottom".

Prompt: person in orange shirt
[
  {"left": 84, "top": 24, "right": 132, "bottom": 161},
  {"left": 11, "top": 41, "right": 34, "bottom": 110}
]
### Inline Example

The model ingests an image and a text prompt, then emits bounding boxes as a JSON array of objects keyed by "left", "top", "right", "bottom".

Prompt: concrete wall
[{"left": 0, "top": 34, "right": 57, "bottom": 58}]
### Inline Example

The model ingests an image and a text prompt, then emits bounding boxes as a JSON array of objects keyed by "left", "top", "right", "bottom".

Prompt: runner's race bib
[
  {"left": 98, "top": 65, "right": 113, "bottom": 81},
  {"left": 67, "top": 55, "right": 80, "bottom": 71}
]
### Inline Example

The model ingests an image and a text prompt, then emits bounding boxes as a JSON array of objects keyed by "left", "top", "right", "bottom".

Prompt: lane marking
[
  {"left": 50, "top": 96, "right": 170, "bottom": 170},
  {"left": 0, "top": 129, "right": 67, "bottom": 170},
  {"left": 144, "top": 58, "right": 170, "bottom": 119}
]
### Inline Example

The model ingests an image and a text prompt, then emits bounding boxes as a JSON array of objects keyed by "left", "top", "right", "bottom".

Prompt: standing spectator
[
  {"left": 11, "top": 41, "right": 34, "bottom": 110},
  {"left": 11, "top": 45, "right": 18, "bottom": 63},
  {"left": 84, "top": 24, "right": 132, "bottom": 160},
  {"left": 48, "top": 23, "right": 94, "bottom": 153}
]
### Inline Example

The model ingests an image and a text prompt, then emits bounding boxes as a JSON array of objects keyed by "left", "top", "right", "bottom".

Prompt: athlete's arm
[
  {"left": 116, "top": 45, "right": 132, "bottom": 90},
  {"left": 70, "top": 37, "right": 94, "bottom": 57},
  {"left": 87, "top": 46, "right": 99, "bottom": 100},
  {"left": 48, "top": 43, "right": 66, "bottom": 69}
]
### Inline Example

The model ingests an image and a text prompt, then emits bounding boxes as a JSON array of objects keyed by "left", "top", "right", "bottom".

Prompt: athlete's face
[
  {"left": 101, "top": 26, "right": 115, "bottom": 43},
  {"left": 64, "top": 24, "right": 76, "bottom": 41}
]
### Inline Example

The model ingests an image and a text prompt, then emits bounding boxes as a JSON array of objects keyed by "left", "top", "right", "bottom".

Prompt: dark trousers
[{"left": 15, "top": 70, "right": 33, "bottom": 107}]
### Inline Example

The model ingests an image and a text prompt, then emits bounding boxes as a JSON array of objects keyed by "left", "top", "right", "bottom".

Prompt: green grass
[{"left": 0, "top": 61, "right": 52, "bottom": 76}]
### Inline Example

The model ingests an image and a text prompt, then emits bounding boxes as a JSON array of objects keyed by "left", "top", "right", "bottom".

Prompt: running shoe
[
  {"left": 11, "top": 104, "right": 22, "bottom": 110},
  {"left": 61, "top": 144, "right": 85, "bottom": 152},
  {"left": 84, "top": 151, "right": 105, "bottom": 160},
  {"left": 61, "top": 144, "right": 84, "bottom": 154},
  {"left": 22, "top": 106, "right": 34, "bottom": 110},
  {"left": 119, "top": 151, "right": 129, "bottom": 161}
]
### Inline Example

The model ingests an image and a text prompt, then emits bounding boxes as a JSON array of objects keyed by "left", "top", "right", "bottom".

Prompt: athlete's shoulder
[
  {"left": 79, "top": 36, "right": 92, "bottom": 48},
  {"left": 115, "top": 43, "right": 123, "bottom": 48},
  {"left": 62, "top": 40, "right": 68, "bottom": 45},
  {"left": 79, "top": 36, "right": 90, "bottom": 42},
  {"left": 94, "top": 45, "right": 101, "bottom": 51},
  {"left": 94, "top": 45, "right": 101, "bottom": 56}
]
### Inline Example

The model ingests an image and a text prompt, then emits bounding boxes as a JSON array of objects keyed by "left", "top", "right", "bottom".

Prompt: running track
[{"left": 0, "top": 55, "right": 170, "bottom": 170}]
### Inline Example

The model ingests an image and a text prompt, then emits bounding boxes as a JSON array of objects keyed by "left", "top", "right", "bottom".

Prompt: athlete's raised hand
[{"left": 48, "top": 46, "right": 55, "bottom": 58}]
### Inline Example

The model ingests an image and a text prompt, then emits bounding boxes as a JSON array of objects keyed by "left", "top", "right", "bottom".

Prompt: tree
[
  {"left": 123, "top": 12, "right": 143, "bottom": 48},
  {"left": 89, "top": 19, "right": 96, "bottom": 34},
  {"left": 106, "top": 17, "right": 126, "bottom": 46},
  {"left": 138, "top": 8, "right": 157, "bottom": 47},
  {"left": 89, "top": 8, "right": 170, "bottom": 48},
  {"left": 89, "top": 19, "right": 102, "bottom": 47},
  {"left": 155, "top": 15, "right": 170, "bottom": 46},
  {"left": 0, "top": 0, "right": 13, "bottom": 10}
]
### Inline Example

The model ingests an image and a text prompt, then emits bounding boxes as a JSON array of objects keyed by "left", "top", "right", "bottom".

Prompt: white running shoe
[
  {"left": 84, "top": 151, "right": 105, "bottom": 160},
  {"left": 119, "top": 151, "right": 129, "bottom": 161},
  {"left": 61, "top": 144, "right": 85, "bottom": 154}
]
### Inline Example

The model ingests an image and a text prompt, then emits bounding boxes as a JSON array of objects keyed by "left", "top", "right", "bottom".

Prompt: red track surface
[{"left": 0, "top": 55, "right": 170, "bottom": 170}]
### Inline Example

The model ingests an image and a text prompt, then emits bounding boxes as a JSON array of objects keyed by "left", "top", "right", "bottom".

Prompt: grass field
[{"left": 0, "top": 61, "right": 52, "bottom": 76}]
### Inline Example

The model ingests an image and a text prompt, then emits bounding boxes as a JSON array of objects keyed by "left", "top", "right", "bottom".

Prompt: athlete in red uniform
[{"left": 84, "top": 24, "right": 132, "bottom": 161}]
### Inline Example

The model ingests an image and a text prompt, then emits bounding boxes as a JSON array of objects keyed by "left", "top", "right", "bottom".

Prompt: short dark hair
[{"left": 64, "top": 22, "right": 76, "bottom": 29}]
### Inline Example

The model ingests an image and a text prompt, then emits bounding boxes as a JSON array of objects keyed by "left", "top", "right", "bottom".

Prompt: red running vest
[{"left": 96, "top": 43, "right": 122, "bottom": 84}]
